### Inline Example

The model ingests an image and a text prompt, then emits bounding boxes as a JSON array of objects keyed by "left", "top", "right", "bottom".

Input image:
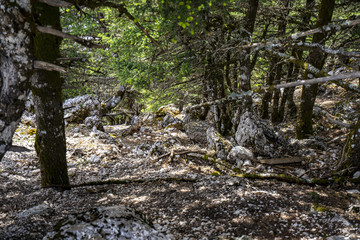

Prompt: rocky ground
[{"left": 1, "top": 86, "right": 360, "bottom": 240}]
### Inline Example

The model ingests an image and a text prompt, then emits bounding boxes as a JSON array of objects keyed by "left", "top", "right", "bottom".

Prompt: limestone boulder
[
  {"left": 184, "top": 121, "right": 210, "bottom": 144},
  {"left": 43, "top": 206, "right": 168, "bottom": 240},
  {"left": 227, "top": 146, "right": 254, "bottom": 165},
  {"left": 235, "top": 111, "right": 286, "bottom": 158},
  {"left": 206, "top": 127, "right": 232, "bottom": 160}
]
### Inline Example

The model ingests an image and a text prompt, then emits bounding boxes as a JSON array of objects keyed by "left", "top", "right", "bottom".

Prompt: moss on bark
[{"left": 32, "top": 2, "right": 70, "bottom": 189}]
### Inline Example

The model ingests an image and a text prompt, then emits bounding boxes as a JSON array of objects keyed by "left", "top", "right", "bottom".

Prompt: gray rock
[
  {"left": 63, "top": 95, "right": 103, "bottom": 129},
  {"left": 235, "top": 111, "right": 286, "bottom": 158},
  {"left": 184, "top": 121, "right": 210, "bottom": 144},
  {"left": 352, "top": 171, "right": 360, "bottom": 179},
  {"left": 87, "top": 155, "right": 100, "bottom": 163},
  {"left": 149, "top": 141, "right": 168, "bottom": 157},
  {"left": 236, "top": 236, "right": 253, "bottom": 240},
  {"left": 207, "top": 127, "right": 232, "bottom": 160},
  {"left": 243, "top": 159, "right": 253, "bottom": 166},
  {"left": 290, "top": 138, "right": 327, "bottom": 151},
  {"left": 19, "top": 203, "right": 53, "bottom": 218},
  {"left": 43, "top": 206, "right": 167, "bottom": 240},
  {"left": 227, "top": 146, "right": 253, "bottom": 165}
]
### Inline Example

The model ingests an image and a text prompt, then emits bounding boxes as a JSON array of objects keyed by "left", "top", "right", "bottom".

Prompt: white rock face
[
  {"left": 227, "top": 146, "right": 253, "bottom": 165},
  {"left": 43, "top": 206, "right": 168, "bottom": 240}
]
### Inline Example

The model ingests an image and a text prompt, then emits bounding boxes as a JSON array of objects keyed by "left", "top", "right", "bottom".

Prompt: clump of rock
[{"left": 43, "top": 206, "right": 169, "bottom": 240}]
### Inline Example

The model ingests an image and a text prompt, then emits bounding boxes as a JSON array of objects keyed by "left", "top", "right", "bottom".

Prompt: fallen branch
[
  {"left": 313, "top": 106, "right": 352, "bottom": 128},
  {"left": 258, "top": 157, "right": 304, "bottom": 165},
  {"left": 152, "top": 149, "right": 209, "bottom": 162},
  {"left": 238, "top": 173, "right": 359, "bottom": 186}
]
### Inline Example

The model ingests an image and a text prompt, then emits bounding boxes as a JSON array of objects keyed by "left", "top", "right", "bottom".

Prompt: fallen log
[{"left": 258, "top": 157, "right": 304, "bottom": 165}]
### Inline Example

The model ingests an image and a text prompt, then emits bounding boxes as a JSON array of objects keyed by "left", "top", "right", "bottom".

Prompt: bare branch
[
  {"left": 36, "top": 26, "right": 105, "bottom": 49},
  {"left": 292, "top": 42, "right": 360, "bottom": 58},
  {"left": 33, "top": 60, "right": 67, "bottom": 73},
  {"left": 313, "top": 106, "right": 352, "bottom": 128},
  {"left": 290, "top": 18, "right": 360, "bottom": 40},
  {"left": 224, "top": 18, "right": 360, "bottom": 52},
  {"left": 272, "top": 71, "right": 360, "bottom": 89},
  {"left": 37, "top": 0, "right": 72, "bottom": 8}
]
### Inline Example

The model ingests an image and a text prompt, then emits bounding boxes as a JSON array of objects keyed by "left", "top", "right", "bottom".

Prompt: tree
[
  {"left": 0, "top": 0, "right": 34, "bottom": 160},
  {"left": 296, "top": 0, "right": 335, "bottom": 139},
  {"left": 32, "top": 2, "right": 70, "bottom": 189}
]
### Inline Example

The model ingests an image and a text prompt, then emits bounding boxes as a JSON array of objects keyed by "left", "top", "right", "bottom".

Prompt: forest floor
[{"left": 1, "top": 85, "right": 360, "bottom": 240}]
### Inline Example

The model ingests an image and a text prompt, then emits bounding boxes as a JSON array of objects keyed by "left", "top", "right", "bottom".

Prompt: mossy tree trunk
[
  {"left": 32, "top": 2, "right": 70, "bottom": 189},
  {"left": 337, "top": 117, "right": 360, "bottom": 176},
  {"left": 296, "top": 0, "right": 335, "bottom": 139},
  {"left": 0, "top": 1, "right": 34, "bottom": 160}
]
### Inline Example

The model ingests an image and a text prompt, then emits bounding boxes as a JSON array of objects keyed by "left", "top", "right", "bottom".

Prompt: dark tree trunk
[
  {"left": 239, "top": 0, "right": 259, "bottom": 92},
  {"left": 279, "top": 0, "right": 315, "bottom": 121},
  {"left": 296, "top": 0, "right": 335, "bottom": 139},
  {"left": 0, "top": 1, "right": 34, "bottom": 160},
  {"left": 32, "top": 2, "right": 70, "bottom": 189}
]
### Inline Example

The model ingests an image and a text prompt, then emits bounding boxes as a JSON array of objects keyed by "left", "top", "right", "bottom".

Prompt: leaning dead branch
[
  {"left": 33, "top": 60, "right": 67, "bottom": 73},
  {"left": 37, "top": 0, "right": 72, "bottom": 7},
  {"left": 37, "top": 26, "right": 105, "bottom": 49}
]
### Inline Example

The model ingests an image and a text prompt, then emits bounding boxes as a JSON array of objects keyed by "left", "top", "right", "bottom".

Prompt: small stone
[
  {"left": 243, "top": 160, "right": 253, "bottom": 166},
  {"left": 352, "top": 171, "right": 360, "bottom": 179}
]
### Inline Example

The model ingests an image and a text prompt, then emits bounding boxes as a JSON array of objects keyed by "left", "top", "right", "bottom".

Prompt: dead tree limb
[
  {"left": 272, "top": 71, "right": 360, "bottom": 89},
  {"left": 37, "top": 0, "right": 72, "bottom": 7},
  {"left": 33, "top": 60, "right": 67, "bottom": 73},
  {"left": 37, "top": 26, "right": 105, "bottom": 49}
]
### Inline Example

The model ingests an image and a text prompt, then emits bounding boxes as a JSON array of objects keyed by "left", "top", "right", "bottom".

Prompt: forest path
[{"left": 0, "top": 119, "right": 359, "bottom": 239}]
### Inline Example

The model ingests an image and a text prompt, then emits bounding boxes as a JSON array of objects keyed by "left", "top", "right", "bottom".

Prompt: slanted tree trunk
[
  {"left": 0, "top": 1, "right": 34, "bottom": 160},
  {"left": 337, "top": 117, "right": 360, "bottom": 176},
  {"left": 32, "top": 2, "right": 70, "bottom": 189},
  {"left": 296, "top": 0, "right": 335, "bottom": 139}
]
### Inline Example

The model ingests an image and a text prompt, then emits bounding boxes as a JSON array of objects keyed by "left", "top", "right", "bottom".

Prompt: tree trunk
[
  {"left": 0, "top": 1, "right": 34, "bottom": 160},
  {"left": 279, "top": 0, "right": 315, "bottom": 121},
  {"left": 239, "top": 0, "right": 259, "bottom": 92},
  {"left": 32, "top": 2, "right": 70, "bottom": 189},
  {"left": 296, "top": 0, "right": 335, "bottom": 139}
]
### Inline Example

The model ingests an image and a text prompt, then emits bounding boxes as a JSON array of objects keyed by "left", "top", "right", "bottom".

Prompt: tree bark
[
  {"left": 296, "top": 0, "right": 335, "bottom": 139},
  {"left": 0, "top": 1, "right": 34, "bottom": 160},
  {"left": 32, "top": 2, "right": 70, "bottom": 189},
  {"left": 239, "top": 0, "right": 259, "bottom": 92}
]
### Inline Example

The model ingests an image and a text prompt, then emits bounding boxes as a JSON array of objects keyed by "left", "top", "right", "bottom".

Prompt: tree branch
[
  {"left": 36, "top": 25, "right": 105, "bottom": 49},
  {"left": 37, "top": 0, "right": 72, "bottom": 7},
  {"left": 290, "top": 18, "right": 360, "bottom": 40},
  {"left": 272, "top": 71, "right": 360, "bottom": 89},
  {"left": 33, "top": 60, "right": 67, "bottom": 73}
]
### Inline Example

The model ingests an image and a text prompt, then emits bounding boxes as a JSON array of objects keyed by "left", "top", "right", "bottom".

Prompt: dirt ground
[{"left": 1, "top": 85, "right": 360, "bottom": 239}]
